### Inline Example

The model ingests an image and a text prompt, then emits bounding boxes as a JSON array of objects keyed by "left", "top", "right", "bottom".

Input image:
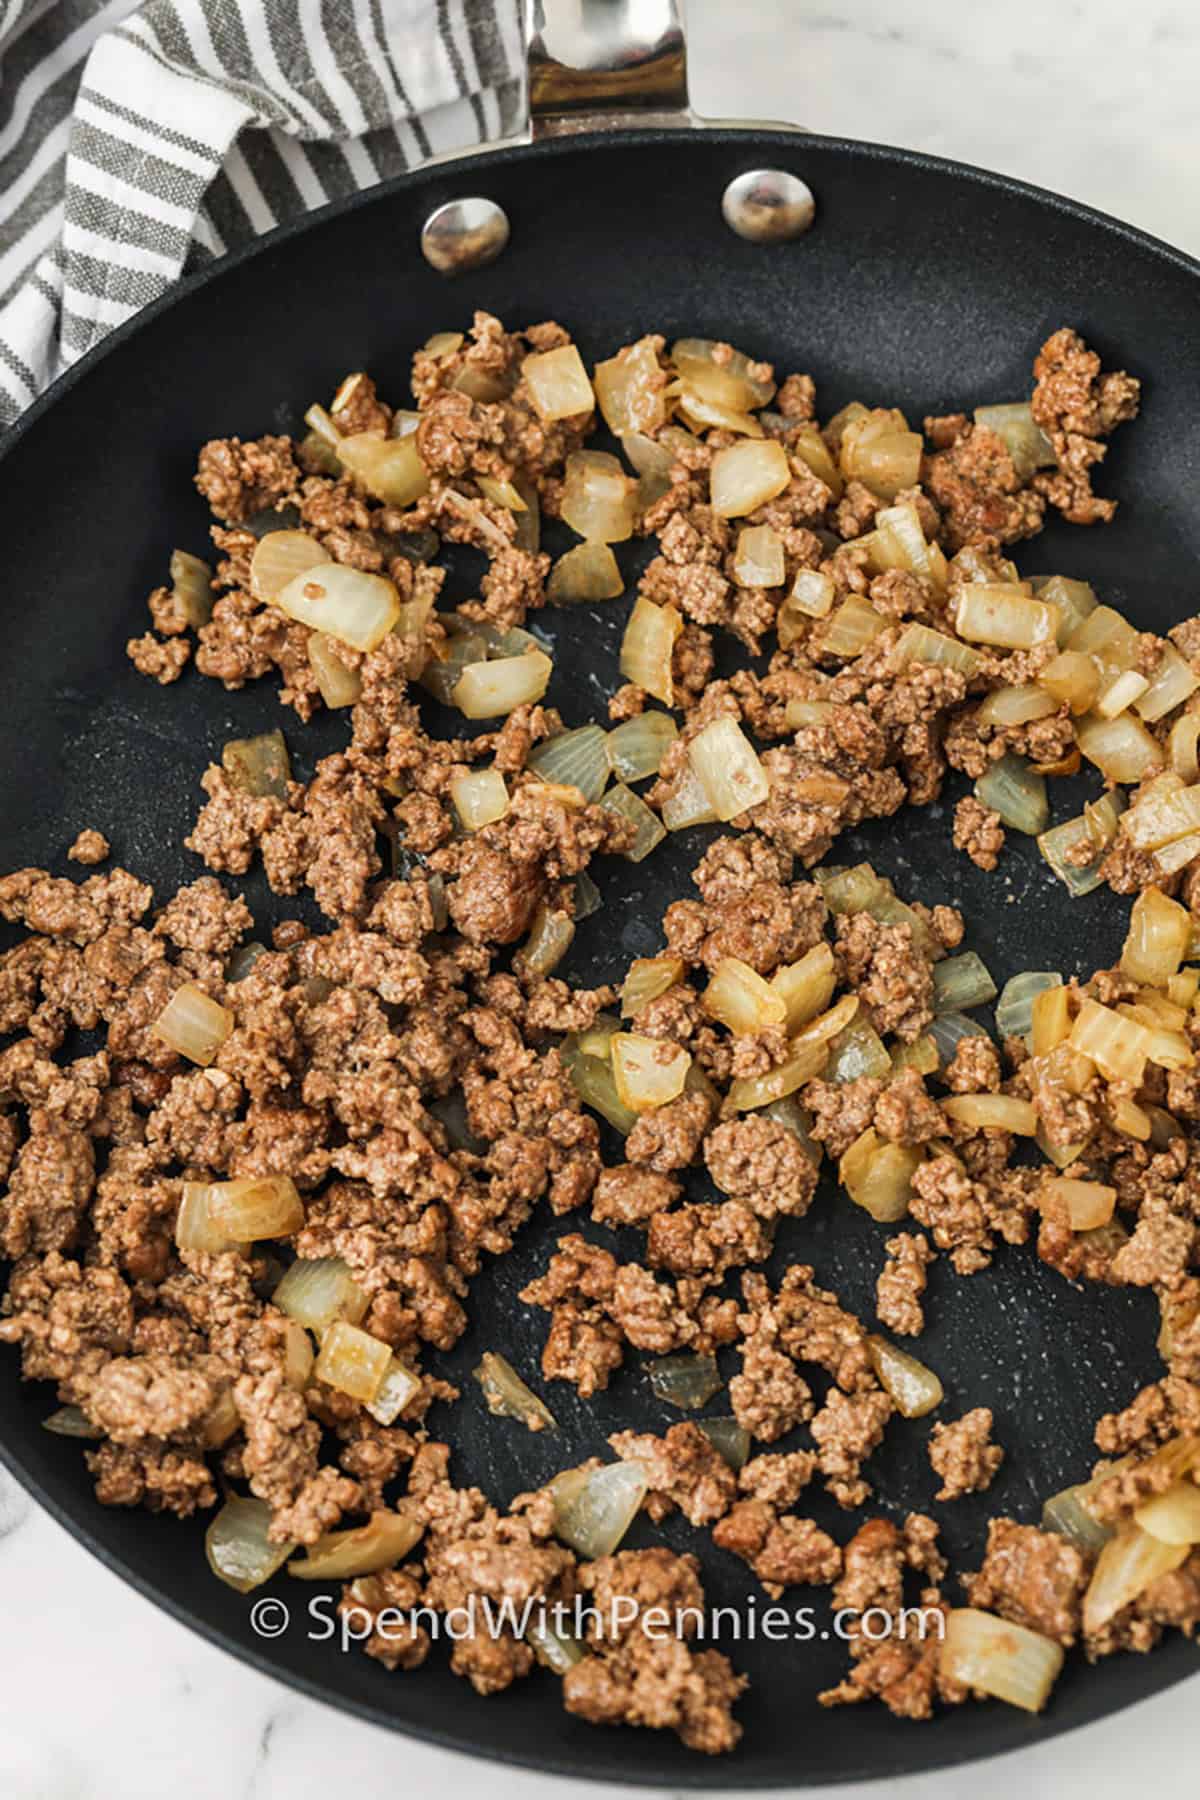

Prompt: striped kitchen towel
[{"left": 0, "top": 0, "right": 523, "bottom": 427}]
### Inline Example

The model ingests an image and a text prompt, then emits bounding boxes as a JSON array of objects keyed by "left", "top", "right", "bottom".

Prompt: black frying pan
[{"left": 2, "top": 10, "right": 1200, "bottom": 1787}]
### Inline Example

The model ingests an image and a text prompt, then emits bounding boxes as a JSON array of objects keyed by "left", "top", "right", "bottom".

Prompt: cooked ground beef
[{"left": 3, "top": 313, "right": 1195, "bottom": 1753}]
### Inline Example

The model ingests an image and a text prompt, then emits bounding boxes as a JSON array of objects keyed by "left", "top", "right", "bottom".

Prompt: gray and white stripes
[{"left": 0, "top": 0, "right": 523, "bottom": 426}]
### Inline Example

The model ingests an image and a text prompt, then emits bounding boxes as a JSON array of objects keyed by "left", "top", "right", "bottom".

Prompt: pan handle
[
  {"left": 418, "top": 1, "right": 812, "bottom": 267},
  {"left": 527, "top": 0, "right": 692, "bottom": 137}
]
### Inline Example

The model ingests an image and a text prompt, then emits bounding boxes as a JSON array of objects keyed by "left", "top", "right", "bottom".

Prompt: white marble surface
[{"left": 4, "top": 2, "right": 1200, "bottom": 1796}]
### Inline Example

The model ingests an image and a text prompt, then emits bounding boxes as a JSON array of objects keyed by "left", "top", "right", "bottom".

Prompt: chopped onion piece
[
  {"left": 975, "top": 753, "right": 1048, "bottom": 836},
  {"left": 1068, "top": 603, "right": 1141, "bottom": 669},
  {"left": 826, "top": 1014, "right": 892, "bottom": 1083},
  {"left": 1135, "top": 643, "right": 1200, "bottom": 722},
  {"left": 152, "top": 982, "right": 232, "bottom": 1067},
  {"left": 709, "top": 439, "right": 791, "bottom": 518},
  {"left": 940, "top": 1609, "right": 1064, "bottom": 1714},
  {"left": 996, "top": 971, "right": 1062, "bottom": 1042},
  {"left": 207, "top": 1495, "right": 297, "bottom": 1593},
  {"left": 419, "top": 629, "right": 489, "bottom": 705},
  {"left": 288, "top": 1509, "right": 424, "bottom": 1581},
  {"left": 839, "top": 1129, "right": 921, "bottom": 1222},
  {"left": 547, "top": 541, "right": 624, "bottom": 604},
  {"left": 523, "top": 345, "right": 594, "bottom": 422},
  {"left": 891, "top": 1035, "right": 939, "bottom": 1076},
  {"left": 791, "top": 992, "right": 860, "bottom": 1054},
  {"left": 1069, "top": 997, "right": 1151, "bottom": 1084},
  {"left": 779, "top": 570, "right": 835, "bottom": 641},
  {"left": 867, "top": 500, "right": 947, "bottom": 593},
  {"left": 515, "top": 904, "right": 575, "bottom": 979},
  {"left": 222, "top": 729, "right": 290, "bottom": 801},
  {"left": 973, "top": 403, "right": 1056, "bottom": 480},
  {"left": 977, "top": 684, "right": 1058, "bottom": 728},
  {"left": 599, "top": 782, "right": 666, "bottom": 861},
  {"left": 955, "top": 586, "right": 1059, "bottom": 649},
  {"left": 786, "top": 422, "right": 843, "bottom": 497},
  {"left": 315, "top": 1320, "right": 391, "bottom": 1403},
  {"left": 226, "top": 941, "right": 268, "bottom": 984},
  {"left": 1039, "top": 650, "right": 1100, "bottom": 715},
  {"left": 1030, "top": 574, "right": 1097, "bottom": 644},
  {"left": 698, "top": 1417, "right": 752, "bottom": 1470},
  {"left": 1123, "top": 780, "right": 1200, "bottom": 851},
  {"left": 452, "top": 651, "right": 552, "bottom": 719},
  {"left": 1076, "top": 711, "right": 1164, "bottom": 784},
  {"left": 840, "top": 414, "right": 922, "bottom": 499},
  {"left": 273, "top": 1257, "right": 368, "bottom": 1333},
  {"left": 476, "top": 474, "right": 527, "bottom": 512},
  {"left": 1135, "top": 1481, "right": 1200, "bottom": 1545},
  {"left": 867, "top": 1336, "right": 943, "bottom": 1418},
  {"left": 526, "top": 1616, "right": 586, "bottom": 1675},
  {"left": 561, "top": 451, "right": 636, "bottom": 543},
  {"left": 1041, "top": 1175, "right": 1116, "bottom": 1230},
  {"left": 932, "top": 952, "right": 997, "bottom": 1015},
  {"left": 1096, "top": 668, "right": 1150, "bottom": 719},
  {"left": 820, "top": 596, "right": 886, "bottom": 659},
  {"left": 688, "top": 717, "right": 770, "bottom": 821},
  {"left": 276, "top": 563, "right": 400, "bottom": 652},
  {"left": 724, "top": 1040, "right": 830, "bottom": 1113},
  {"left": 620, "top": 595, "right": 681, "bottom": 706},
  {"left": 606, "top": 712, "right": 677, "bottom": 784},
  {"left": 1121, "top": 886, "right": 1192, "bottom": 986},
  {"left": 176, "top": 1182, "right": 240, "bottom": 1254},
  {"left": 671, "top": 338, "right": 775, "bottom": 408},
  {"left": 250, "top": 530, "right": 331, "bottom": 602},
  {"left": 562, "top": 1036, "right": 637, "bottom": 1134},
  {"left": 552, "top": 1462, "right": 648, "bottom": 1559},
  {"left": 1168, "top": 712, "right": 1200, "bottom": 784},
  {"left": 1038, "top": 806, "right": 1120, "bottom": 898},
  {"left": 167, "top": 548, "right": 213, "bottom": 627},
  {"left": 621, "top": 954, "right": 685, "bottom": 1019},
  {"left": 308, "top": 632, "right": 363, "bottom": 708},
  {"left": 281, "top": 1320, "right": 314, "bottom": 1391},
  {"left": 573, "top": 869, "right": 603, "bottom": 921},
  {"left": 705, "top": 957, "right": 787, "bottom": 1035},
  {"left": 733, "top": 525, "right": 785, "bottom": 588},
  {"left": 890, "top": 622, "right": 980, "bottom": 678},
  {"left": 817, "top": 864, "right": 941, "bottom": 959},
  {"left": 1043, "top": 1479, "right": 1116, "bottom": 1554},
  {"left": 943, "top": 1094, "right": 1037, "bottom": 1135},
  {"left": 1083, "top": 1526, "right": 1189, "bottom": 1635},
  {"left": 528, "top": 726, "right": 609, "bottom": 803},
  {"left": 784, "top": 699, "right": 835, "bottom": 729},
  {"left": 593, "top": 336, "right": 667, "bottom": 436},
  {"left": 928, "top": 1012, "right": 990, "bottom": 1067},
  {"left": 209, "top": 1176, "right": 304, "bottom": 1242},
  {"left": 758, "top": 1094, "right": 822, "bottom": 1164},
  {"left": 771, "top": 942, "right": 836, "bottom": 1033},
  {"left": 43, "top": 1404, "right": 99, "bottom": 1439},
  {"left": 661, "top": 760, "right": 719, "bottom": 831},
  {"left": 648, "top": 1352, "right": 723, "bottom": 1410},
  {"left": 474, "top": 1351, "right": 558, "bottom": 1431},
  {"left": 450, "top": 768, "right": 509, "bottom": 832},
  {"left": 611, "top": 1032, "right": 690, "bottom": 1111},
  {"left": 337, "top": 432, "right": 429, "bottom": 506}
]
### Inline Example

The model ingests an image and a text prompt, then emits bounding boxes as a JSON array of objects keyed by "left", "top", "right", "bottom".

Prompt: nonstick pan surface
[{"left": 2, "top": 128, "right": 1200, "bottom": 1785}]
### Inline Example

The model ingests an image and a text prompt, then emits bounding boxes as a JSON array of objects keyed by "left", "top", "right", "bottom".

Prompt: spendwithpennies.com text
[{"left": 248, "top": 1592, "right": 946, "bottom": 1652}]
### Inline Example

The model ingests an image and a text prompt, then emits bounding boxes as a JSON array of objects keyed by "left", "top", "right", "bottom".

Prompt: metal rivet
[
  {"left": 420, "top": 197, "right": 510, "bottom": 275},
  {"left": 722, "top": 169, "right": 815, "bottom": 243}
]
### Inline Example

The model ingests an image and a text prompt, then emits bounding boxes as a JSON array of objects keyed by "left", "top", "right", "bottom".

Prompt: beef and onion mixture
[{"left": 6, "top": 315, "right": 1200, "bottom": 1751}]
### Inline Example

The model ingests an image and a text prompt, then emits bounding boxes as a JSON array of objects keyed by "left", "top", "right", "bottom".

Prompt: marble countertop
[{"left": 4, "top": 2, "right": 1200, "bottom": 1796}]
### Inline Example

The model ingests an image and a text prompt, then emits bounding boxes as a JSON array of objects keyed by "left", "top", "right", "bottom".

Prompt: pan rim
[{"left": 1, "top": 122, "right": 1199, "bottom": 1786}]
